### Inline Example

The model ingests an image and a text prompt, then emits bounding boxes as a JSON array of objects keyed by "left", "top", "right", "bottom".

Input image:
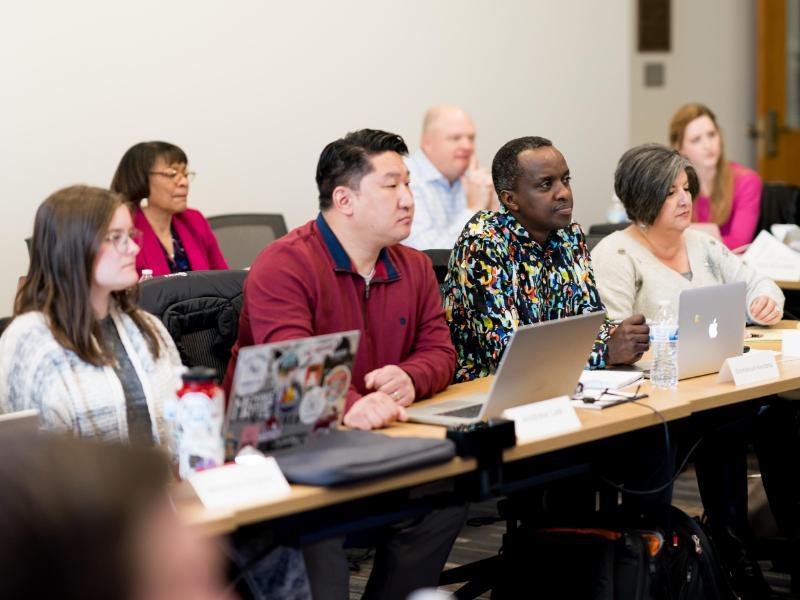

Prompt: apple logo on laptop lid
[{"left": 708, "top": 318, "right": 718, "bottom": 339}]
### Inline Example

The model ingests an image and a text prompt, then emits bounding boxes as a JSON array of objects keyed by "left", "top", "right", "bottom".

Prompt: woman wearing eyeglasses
[
  {"left": 111, "top": 141, "right": 228, "bottom": 276},
  {"left": 0, "top": 187, "right": 312, "bottom": 599},
  {"left": 0, "top": 185, "right": 183, "bottom": 445}
]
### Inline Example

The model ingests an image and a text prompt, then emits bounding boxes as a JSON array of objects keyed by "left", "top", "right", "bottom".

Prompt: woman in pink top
[
  {"left": 669, "top": 103, "right": 762, "bottom": 251},
  {"left": 111, "top": 141, "right": 228, "bottom": 276}
]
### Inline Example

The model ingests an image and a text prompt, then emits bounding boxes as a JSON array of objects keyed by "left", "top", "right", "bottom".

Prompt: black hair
[
  {"left": 316, "top": 129, "right": 408, "bottom": 210},
  {"left": 491, "top": 136, "right": 553, "bottom": 195},
  {"left": 110, "top": 141, "right": 188, "bottom": 208}
]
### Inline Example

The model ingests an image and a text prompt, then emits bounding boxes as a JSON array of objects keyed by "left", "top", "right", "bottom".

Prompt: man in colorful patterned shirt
[{"left": 443, "top": 136, "right": 649, "bottom": 382}]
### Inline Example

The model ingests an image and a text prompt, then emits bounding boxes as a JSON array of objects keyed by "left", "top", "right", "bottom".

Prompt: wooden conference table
[
  {"left": 174, "top": 325, "right": 800, "bottom": 537},
  {"left": 777, "top": 280, "right": 800, "bottom": 291}
]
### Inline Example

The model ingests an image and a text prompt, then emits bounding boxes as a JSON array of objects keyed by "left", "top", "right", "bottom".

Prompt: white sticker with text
[
  {"left": 502, "top": 395, "right": 581, "bottom": 442},
  {"left": 188, "top": 458, "right": 291, "bottom": 510},
  {"left": 717, "top": 353, "right": 780, "bottom": 386}
]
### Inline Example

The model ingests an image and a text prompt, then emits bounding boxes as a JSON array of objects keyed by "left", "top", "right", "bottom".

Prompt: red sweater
[{"left": 223, "top": 214, "right": 456, "bottom": 412}]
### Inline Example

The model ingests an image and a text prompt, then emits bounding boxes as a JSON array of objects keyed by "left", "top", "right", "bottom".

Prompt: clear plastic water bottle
[
  {"left": 606, "top": 194, "right": 628, "bottom": 224},
  {"left": 139, "top": 269, "right": 154, "bottom": 283},
  {"left": 650, "top": 300, "right": 678, "bottom": 389}
]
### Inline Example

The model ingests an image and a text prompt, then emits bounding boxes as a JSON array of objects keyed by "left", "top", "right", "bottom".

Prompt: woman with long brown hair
[
  {"left": 669, "top": 102, "right": 762, "bottom": 251},
  {"left": 0, "top": 185, "right": 183, "bottom": 444},
  {"left": 0, "top": 186, "right": 312, "bottom": 599}
]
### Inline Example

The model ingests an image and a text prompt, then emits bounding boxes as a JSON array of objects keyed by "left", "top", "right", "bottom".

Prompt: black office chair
[
  {"left": 138, "top": 270, "right": 247, "bottom": 378},
  {"left": 585, "top": 233, "right": 606, "bottom": 252},
  {"left": 588, "top": 222, "right": 629, "bottom": 235},
  {"left": 0, "top": 317, "right": 12, "bottom": 338},
  {"left": 758, "top": 182, "right": 800, "bottom": 233},
  {"left": 422, "top": 248, "right": 452, "bottom": 285},
  {"left": 207, "top": 213, "right": 288, "bottom": 270}
]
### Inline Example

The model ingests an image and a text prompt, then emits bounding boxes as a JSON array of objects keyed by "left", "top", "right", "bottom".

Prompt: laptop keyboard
[{"left": 439, "top": 404, "right": 482, "bottom": 419}]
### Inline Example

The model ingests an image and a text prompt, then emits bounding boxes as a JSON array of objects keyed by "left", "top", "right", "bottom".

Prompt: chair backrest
[
  {"left": 138, "top": 270, "right": 248, "bottom": 378},
  {"left": 0, "top": 317, "right": 12, "bottom": 338},
  {"left": 422, "top": 248, "right": 452, "bottom": 285},
  {"left": 588, "top": 222, "right": 630, "bottom": 235},
  {"left": 758, "top": 182, "right": 800, "bottom": 233},
  {"left": 207, "top": 213, "right": 288, "bottom": 270},
  {"left": 585, "top": 233, "right": 606, "bottom": 252}
]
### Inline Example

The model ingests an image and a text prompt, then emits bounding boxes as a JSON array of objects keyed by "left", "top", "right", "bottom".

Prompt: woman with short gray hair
[
  {"left": 592, "top": 143, "right": 782, "bottom": 325},
  {"left": 593, "top": 143, "right": 789, "bottom": 598}
]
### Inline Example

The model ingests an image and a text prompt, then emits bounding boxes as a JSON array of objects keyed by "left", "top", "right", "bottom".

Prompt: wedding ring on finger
[{"left": 391, "top": 391, "right": 401, "bottom": 401}]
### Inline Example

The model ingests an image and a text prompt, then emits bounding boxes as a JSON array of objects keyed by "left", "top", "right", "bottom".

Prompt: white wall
[
  {"left": 1, "top": 1, "right": 632, "bottom": 313},
  {"left": 630, "top": 0, "right": 756, "bottom": 165}
]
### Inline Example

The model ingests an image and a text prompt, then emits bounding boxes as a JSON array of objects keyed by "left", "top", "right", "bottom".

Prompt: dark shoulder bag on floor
[{"left": 492, "top": 504, "right": 737, "bottom": 600}]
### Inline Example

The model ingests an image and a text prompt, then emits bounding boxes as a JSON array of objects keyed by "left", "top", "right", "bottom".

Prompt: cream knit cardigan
[
  {"left": 0, "top": 307, "right": 183, "bottom": 446},
  {"left": 591, "top": 228, "right": 784, "bottom": 324}
]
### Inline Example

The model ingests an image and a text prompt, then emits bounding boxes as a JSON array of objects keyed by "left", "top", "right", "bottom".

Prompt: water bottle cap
[{"left": 181, "top": 366, "right": 218, "bottom": 382}]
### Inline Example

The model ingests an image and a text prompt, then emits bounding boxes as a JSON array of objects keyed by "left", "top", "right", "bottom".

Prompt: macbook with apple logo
[{"left": 675, "top": 281, "right": 747, "bottom": 379}]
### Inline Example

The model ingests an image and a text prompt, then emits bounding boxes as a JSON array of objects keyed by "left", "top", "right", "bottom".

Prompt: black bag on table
[{"left": 274, "top": 429, "right": 455, "bottom": 486}]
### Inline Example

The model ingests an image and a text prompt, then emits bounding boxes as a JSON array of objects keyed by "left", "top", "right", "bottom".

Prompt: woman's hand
[{"left": 749, "top": 296, "right": 782, "bottom": 325}]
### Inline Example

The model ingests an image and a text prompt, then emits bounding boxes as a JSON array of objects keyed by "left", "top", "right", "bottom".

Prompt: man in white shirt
[{"left": 403, "top": 105, "right": 498, "bottom": 250}]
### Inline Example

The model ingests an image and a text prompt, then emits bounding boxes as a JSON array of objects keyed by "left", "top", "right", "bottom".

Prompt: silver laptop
[
  {"left": 406, "top": 311, "right": 606, "bottom": 427},
  {"left": 0, "top": 409, "right": 40, "bottom": 435},
  {"left": 676, "top": 281, "right": 746, "bottom": 379}
]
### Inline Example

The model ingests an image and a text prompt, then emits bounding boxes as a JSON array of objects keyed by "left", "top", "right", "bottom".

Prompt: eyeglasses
[
  {"left": 104, "top": 228, "right": 143, "bottom": 253},
  {"left": 572, "top": 383, "right": 648, "bottom": 405},
  {"left": 149, "top": 168, "right": 196, "bottom": 183}
]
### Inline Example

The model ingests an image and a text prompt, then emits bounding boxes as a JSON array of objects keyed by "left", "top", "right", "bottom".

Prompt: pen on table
[{"left": 608, "top": 319, "right": 652, "bottom": 327}]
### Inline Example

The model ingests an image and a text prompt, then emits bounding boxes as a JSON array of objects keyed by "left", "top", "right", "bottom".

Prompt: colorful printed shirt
[{"left": 442, "top": 206, "right": 612, "bottom": 382}]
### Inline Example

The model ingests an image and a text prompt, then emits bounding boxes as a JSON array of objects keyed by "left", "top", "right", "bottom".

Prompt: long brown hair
[
  {"left": 669, "top": 102, "right": 734, "bottom": 225},
  {"left": 15, "top": 185, "right": 161, "bottom": 365}
]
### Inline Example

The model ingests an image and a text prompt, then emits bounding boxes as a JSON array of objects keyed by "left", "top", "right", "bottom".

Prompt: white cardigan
[
  {"left": 0, "top": 308, "right": 183, "bottom": 446},
  {"left": 591, "top": 228, "right": 785, "bottom": 324}
]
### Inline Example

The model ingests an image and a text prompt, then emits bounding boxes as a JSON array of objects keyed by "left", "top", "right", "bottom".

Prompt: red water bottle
[{"left": 176, "top": 367, "right": 225, "bottom": 479}]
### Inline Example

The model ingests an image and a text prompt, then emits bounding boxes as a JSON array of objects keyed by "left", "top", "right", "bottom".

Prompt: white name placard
[
  {"left": 783, "top": 330, "right": 800, "bottom": 357},
  {"left": 188, "top": 457, "right": 291, "bottom": 510},
  {"left": 502, "top": 395, "right": 581, "bottom": 442},
  {"left": 717, "top": 353, "right": 780, "bottom": 386}
]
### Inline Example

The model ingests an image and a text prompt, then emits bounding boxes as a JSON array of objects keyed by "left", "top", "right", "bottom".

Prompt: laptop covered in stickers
[{"left": 224, "top": 330, "right": 360, "bottom": 460}]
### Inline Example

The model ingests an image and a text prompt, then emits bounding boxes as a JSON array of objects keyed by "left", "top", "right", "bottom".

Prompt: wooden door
[{"left": 757, "top": 0, "right": 800, "bottom": 183}]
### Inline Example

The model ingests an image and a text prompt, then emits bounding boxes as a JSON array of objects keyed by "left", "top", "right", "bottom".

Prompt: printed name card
[
  {"left": 783, "top": 330, "right": 800, "bottom": 357},
  {"left": 717, "top": 353, "right": 779, "bottom": 386},
  {"left": 188, "top": 457, "right": 291, "bottom": 510},
  {"left": 502, "top": 395, "right": 581, "bottom": 442}
]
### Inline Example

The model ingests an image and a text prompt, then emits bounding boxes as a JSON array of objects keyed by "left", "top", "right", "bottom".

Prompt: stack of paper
[
  {"left": 578, "top": 369, "right": 644, "bottom": 390},
  {"left": 742, "top": 230, "right": 800, "bottom": 281}
]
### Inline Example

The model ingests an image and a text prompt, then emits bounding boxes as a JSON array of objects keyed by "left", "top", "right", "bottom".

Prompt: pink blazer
[{"left": 134, "top": 208, "right": 229, "bottom": 276}]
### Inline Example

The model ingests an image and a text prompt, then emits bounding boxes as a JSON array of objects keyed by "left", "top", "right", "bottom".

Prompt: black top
[
  {"left": 162, "top": 224, "right": 191, "bottom": 273},
  {"left": 99, "top": 316, "right": 154, "bottom": 445}
]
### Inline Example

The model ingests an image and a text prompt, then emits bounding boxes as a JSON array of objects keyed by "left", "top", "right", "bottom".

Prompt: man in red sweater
[{"left": 225, "top": 129, "right": 464, "bottom": 600}]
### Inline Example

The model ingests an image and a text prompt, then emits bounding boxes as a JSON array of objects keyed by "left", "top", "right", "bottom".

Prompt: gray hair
[{"left": 614, "top": 143, "right": 699, "bottom": 225}]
